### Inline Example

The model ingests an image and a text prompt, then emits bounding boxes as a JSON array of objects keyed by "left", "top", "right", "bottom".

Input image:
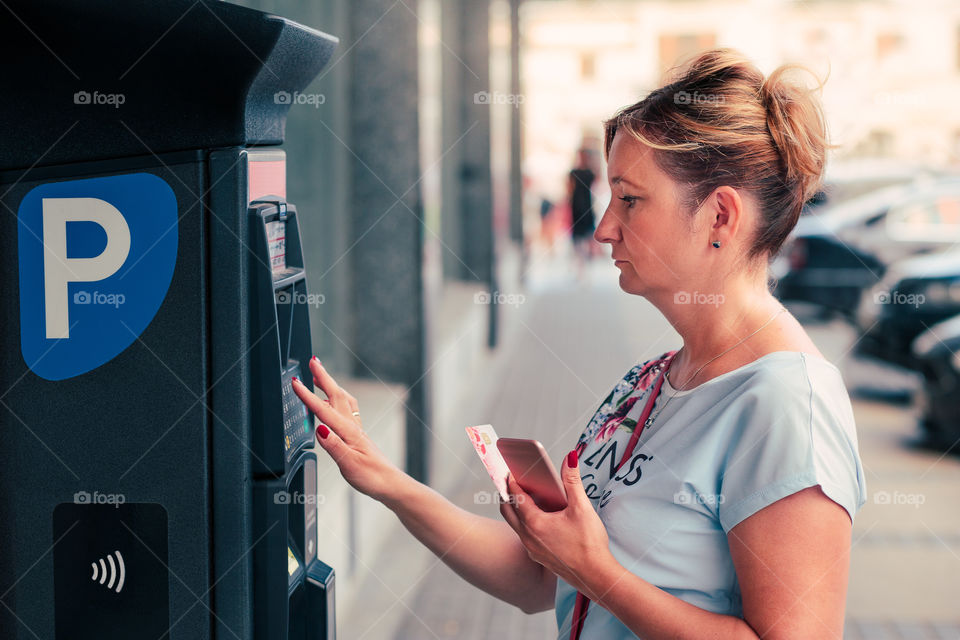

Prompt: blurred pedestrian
[
  {"left": 568, "top": 148, "right": 597, "bottom": 281},
  {"left": 538, "top": 195, "right": 556, "bottom": 253}
]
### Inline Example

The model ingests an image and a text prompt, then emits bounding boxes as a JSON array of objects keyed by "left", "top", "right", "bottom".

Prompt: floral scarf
[{"left": 574, "top": 349, "right": 679, "bottom": 455}]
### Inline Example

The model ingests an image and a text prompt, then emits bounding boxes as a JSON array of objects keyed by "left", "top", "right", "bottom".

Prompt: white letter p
[{"left": 42, "top": 198, "right": 131, "bottom": 339}]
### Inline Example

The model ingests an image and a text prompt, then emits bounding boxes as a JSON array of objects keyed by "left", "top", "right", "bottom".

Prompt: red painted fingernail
[
  {"left": 292, "top": 376, "right": 299, "bottom": 384},
  {"left": 567, "top": 449, "right": 578, "bottom": 468},
  {"left": 316, "top": 423, "right": 330, "bottom": 439}
]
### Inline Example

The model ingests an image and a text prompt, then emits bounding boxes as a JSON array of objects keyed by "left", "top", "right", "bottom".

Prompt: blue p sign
[{"left": 17, "top": 173, "right": 178, "bottom": 381}]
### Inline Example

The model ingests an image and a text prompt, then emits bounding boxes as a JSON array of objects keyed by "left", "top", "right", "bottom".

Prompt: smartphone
[{"left": 496, "top": 438, "right": 568, "bottom": 512}]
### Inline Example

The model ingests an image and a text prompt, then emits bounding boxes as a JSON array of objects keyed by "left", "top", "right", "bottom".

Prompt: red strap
[
  {"left": 568, "top": 356, "right": 671, "bottom": 640},
  {"left": 615, "top": 361, "right": 669, "bottom": 472},
  {"left": 569, "top": 591, "right": 590, "bottom": 639}
]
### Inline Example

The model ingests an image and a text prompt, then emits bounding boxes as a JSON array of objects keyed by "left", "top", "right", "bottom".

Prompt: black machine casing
[{"left": 0, "top": 1, "right": 338, "bottom": 638}]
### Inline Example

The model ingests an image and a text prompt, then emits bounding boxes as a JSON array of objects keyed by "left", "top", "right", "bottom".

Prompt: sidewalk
[{"left": 341, "top": 250, "right": 960, "bottom": 639}]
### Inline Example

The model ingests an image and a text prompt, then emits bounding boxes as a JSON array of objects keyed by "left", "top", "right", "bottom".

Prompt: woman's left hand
[{"left": 498, "top": 450, "right": 616, "bottom": 599}]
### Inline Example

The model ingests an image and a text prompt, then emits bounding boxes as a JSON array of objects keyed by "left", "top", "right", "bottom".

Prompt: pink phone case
[{"left": 496, "top": 438, "right": 568, "bottom": 512}]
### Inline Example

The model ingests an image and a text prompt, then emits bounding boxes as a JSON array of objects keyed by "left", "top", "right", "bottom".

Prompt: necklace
[{"left": 642, "top": 305, "right": 787, "bottom": 430}]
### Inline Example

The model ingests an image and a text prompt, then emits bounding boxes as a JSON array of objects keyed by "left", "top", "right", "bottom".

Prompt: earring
[{"left": 712, "top": 240, "right": 721, "bottom": 248}]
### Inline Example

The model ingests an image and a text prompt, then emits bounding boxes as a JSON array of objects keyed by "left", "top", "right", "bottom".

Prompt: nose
[{"left": 594, "top": 204, "right": 619, "bottom": 245}]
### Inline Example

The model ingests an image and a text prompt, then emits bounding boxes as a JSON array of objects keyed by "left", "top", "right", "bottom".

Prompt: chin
[{"left": 616, "top": 271, "right": 644, "bottom": 296}]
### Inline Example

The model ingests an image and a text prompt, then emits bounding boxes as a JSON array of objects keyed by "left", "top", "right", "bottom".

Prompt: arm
[
  {"left": 291, "top": 358, "right": 555, "bottom": 614},
  {"left": 381, "top": 472, "right": 557, "bottom": 614},
  {"left": 586, "top": 486, "right": 850, "bottom": 639},
  {"left": 727, "top": 485, "right": 851, "bottom": 638}
]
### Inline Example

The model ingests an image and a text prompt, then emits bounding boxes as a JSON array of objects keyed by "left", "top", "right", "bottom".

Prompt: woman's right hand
[{"left": 291, "top": 357, "right": 405, "bottom": 503}]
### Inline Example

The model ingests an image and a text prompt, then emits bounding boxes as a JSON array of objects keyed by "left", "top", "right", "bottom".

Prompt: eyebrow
[{"left": 610, "top": 176, "right": 646, "bottom": 191}]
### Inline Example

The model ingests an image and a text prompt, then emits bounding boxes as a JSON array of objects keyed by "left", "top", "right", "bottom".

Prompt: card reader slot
[{"left": 287, "top": 293, "right": 295, "bottom": 366}]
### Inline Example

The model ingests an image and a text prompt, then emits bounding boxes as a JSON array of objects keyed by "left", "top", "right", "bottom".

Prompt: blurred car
[
  {"left": 855, "top": 250, "right": 960, "bottom": 369},
  {"left": 773, "top": 178, "right": 960, "bottom": 318},
  {"left": 800, "top": 158, "right": 948, "bottom": 217},
  {"left": 911, "top": 314, "right": 960, "bottom": 450}
]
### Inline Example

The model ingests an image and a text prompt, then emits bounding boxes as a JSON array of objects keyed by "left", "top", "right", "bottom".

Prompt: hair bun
[{"left": 759, "top": 65, "right": 830, "bottom": 202}]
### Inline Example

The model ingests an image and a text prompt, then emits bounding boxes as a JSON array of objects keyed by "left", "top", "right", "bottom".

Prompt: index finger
[{"left": 291, "top": 377, "right": 362, "bottom": 444}]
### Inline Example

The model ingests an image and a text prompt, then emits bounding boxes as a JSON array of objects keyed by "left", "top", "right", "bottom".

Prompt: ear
[{"left": 710, "top": 186, "right": 744, "bottom": 242}]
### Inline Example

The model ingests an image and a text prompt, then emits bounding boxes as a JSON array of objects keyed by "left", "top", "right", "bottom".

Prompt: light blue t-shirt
[{"left": 554, "top": 349, "right": 868, "bottom": 640}]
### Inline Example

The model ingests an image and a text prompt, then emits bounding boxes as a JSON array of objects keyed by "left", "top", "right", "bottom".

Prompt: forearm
[
  {"left": 378, "top": 472, "right": 554, "bottom": 613},
  {"left": 586, "top": 555, "right": 759, "bottom": 640}
]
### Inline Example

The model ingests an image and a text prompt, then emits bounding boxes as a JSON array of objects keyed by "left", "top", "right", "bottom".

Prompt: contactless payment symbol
[
  {"left": 90, "top": 550, "right": 126, "bottom": 593},
  {"left": 54, "top": 503, "right": 170, "bottom": 639},
  {"left": 17, "top": 173, "right": 178, "bottom": 380}
]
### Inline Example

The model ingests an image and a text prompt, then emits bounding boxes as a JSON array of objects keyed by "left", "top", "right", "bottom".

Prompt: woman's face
[{"left": 594, "top": 132, "right": 701, "bottom": 298}]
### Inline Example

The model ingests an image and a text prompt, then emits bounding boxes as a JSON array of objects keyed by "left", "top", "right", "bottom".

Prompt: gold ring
[{"left": 351, "top": 411, "right": 361, "bottom": 417}]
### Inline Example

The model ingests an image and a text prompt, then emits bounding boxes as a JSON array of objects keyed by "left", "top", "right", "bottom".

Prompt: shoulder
[
  {"left": 717, "top": 351, "right": 866, "bottom": 532},
  {"left": 723, "top": 351, "right": 849, "bottom": 423},
  {"left": 719, "top": 351, "right": 856, "bottom": 453}
]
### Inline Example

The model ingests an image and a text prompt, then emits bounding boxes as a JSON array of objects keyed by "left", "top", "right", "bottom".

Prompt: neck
[{"left": 653, "top": 278, "right": 784, "bottom": 383}]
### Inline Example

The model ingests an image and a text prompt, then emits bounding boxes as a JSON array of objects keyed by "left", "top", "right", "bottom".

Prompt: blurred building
[{"left": 520, "top": 0, "right": 960, "bottom": 206}]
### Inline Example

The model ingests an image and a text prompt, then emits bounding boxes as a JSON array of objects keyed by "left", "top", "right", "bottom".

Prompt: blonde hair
[{"left": 603, "top": 48, "right": 834, "bottom": 261}]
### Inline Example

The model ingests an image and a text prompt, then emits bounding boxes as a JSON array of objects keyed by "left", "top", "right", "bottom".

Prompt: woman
[{"left": 292, "top": 48, "right": 867, "bottom": 639}]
